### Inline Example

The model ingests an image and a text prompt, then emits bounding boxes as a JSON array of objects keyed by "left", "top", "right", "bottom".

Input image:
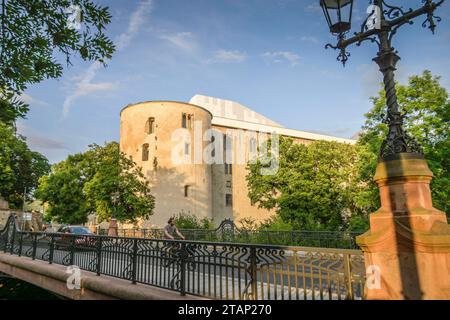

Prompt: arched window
[
  {"left": 187, "top": 114, "right": 194, "bottom": 129},
  {"left": 182, "top": 113, "right": 194, "bottom": 129},
  {"left": 145, "top": 117, "right": 155, "bottom": 134},
  {"left": 142, "top": 144, "right": 149, "bottom": 161}
]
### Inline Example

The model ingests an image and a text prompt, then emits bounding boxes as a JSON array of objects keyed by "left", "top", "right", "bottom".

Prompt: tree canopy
[
  {"left": 359, "top": 70, "right": 449, "bottom": 216},
  {"left": 247, "top": 139, "right": 359, "bottom": 231},
  {"left": 0, "top": 121, "right": 50, "bottom": 207},
  {"left": 36, "top": 142, "right": 155, "bottom": 224},
  {"left": 246, "top": 70, "right": 449, "bottom": 231},
  {"left": 0, "top": 0, "right": 115, "bottom": 123}
]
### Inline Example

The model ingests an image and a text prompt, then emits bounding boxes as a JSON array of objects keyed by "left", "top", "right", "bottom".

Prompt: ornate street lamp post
[
  {"left": 320, "top": 0, "right": 450, "bottom": 300},
  {"left": 321, "top": 0, "right": 444, "bottom": 160}
]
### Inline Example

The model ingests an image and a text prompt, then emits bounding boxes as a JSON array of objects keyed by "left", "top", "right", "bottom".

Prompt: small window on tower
[
  {"left": 185, "top": 143, "right": 190, "bottom": 155},
  {"left": 225, "top": 194, "right": 233, "bottom": 207},
  {"left": 148, "top": 117, "right": 155, "bottom": 134},
  {"left": 184, "top": 185, "right": 190, "bottom": 197},
  {"left": 187, "top": 114, "right": 192, "bottom": 129},
  {"left": 224, "top": 164, "right": 232, "bottom": 175},
  {"left": 145, "top": 117, "right": 155, "bottom": 134},
  {"left": 142, "top": 144, "right": 149, "bottom": 161},
  {"left": 182, "top": 113, "right": 187, "bottom": 128}
]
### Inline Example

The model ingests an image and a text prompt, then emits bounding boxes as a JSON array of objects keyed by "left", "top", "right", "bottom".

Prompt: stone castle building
[{"left": 120, "top": 95, "right": 355, "bottom": 227}]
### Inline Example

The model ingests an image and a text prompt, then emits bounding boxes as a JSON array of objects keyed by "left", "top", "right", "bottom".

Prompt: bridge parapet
[
  {"left": 0, "top": 252, "right": 201, "bottom": 300},
  {"left": 1, "top": 213, "right": 366, "bottom": 300}
]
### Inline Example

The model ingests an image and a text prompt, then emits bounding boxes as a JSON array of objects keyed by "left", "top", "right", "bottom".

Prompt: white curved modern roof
[
  {"left": 189, "top": 94, "right": 356, "bottom": 144},
  {"left": 189, "top": 94, "right": 283, "bottom": 127}
]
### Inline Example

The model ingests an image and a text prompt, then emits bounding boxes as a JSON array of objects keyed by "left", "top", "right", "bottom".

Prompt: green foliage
[
  {"left": 346, "top": 215, "right": 370, "bottom": 232},
  {"left": 173, "top": 211, "right": 214, "bottom": 230},
  {"left": 0, "top": 0, "right": 115, "bottom": 123},
  {"left": 359, "top": 70, "right": 450, "bottom": 216},
  {"left": 247, "top": 139, "right": 359, "bottom": 231},
  {"left": 83, "top": 143, "right": 155, "bottom": 223},
  {"left": 0, "top": 121, "right": 50, "bottom": 208},
  {"left": 246, "top": 70, "right": 449, "bottom": 232},
  {"left": 258, "top": 215, "right": 294, "bottom": 231},
  {"left": 33, "top": 153, "right": 89, "bottom": 225},
  {"left": 36, "top": 142, "right": 155, "bottom": 224}
]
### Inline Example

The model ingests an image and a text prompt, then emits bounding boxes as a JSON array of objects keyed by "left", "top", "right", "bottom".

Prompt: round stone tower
[{"left": 120, "top": 101, "right": 213, "bottom": 227}]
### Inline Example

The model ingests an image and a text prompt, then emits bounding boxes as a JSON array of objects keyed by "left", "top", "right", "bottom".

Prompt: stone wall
[
  {"left": 0, "top": 198, "right": 9, "bottom": 229},
  {"left": 0, "top": 210, "right": 9, "bottom": 230}
]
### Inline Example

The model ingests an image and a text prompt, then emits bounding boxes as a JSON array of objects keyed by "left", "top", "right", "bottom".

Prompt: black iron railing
[
  {"left": 1, "top": 215, "right": 366, "bottom": 300},
  {"left": 98, "top": 220, "right": 363, "bottom": 249}
]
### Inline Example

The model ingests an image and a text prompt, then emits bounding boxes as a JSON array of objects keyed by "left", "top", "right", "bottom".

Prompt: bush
[
  {"left": 258, "top": 215, "right": 294, "bottom": 231},
  {"left": 173, "top": 211, "right": 214, "bottom": 230},
  {"left": 346, "top": 215, "right": 369, "bottom": 232}
]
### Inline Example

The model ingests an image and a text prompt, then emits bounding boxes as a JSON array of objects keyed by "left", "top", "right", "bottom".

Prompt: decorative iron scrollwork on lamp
[{"left": 320, "top": 0, "right": 445, "bottom": 161}]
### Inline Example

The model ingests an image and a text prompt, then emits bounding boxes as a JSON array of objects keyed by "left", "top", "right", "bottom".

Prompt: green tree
[
  {"left": 359, "top": 70, "right": 450, "bottom": 217},
  {"left": 35, "top": 153, "right": 89, "bottom": 224},
  {"left": 246, "top": 138, "right": 359, "bottom": 231},
  {"left": 0, "top": 121, "right": 50, "bottom": 207},
  {"left": 36, "top": 142, "right": 155, "bottom": 224},
  {"left": 83, "top": 142, "right": 155, "bottom": 224},
  {"left": 0, "top": 0, "right": 115, "bottom": 123}
]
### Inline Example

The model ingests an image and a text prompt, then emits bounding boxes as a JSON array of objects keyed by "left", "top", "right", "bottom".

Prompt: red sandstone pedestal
[
  {"left": 357, "top": 154, "right": 450, "bottom": 300},
  {"left": 108, "top": 218, "right": 118, "bottom": 237}
]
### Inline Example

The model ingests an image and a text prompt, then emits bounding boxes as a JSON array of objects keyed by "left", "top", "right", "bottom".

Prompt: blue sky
[{"left": 18, "top": 0, "right": 450, "bottom": 163}]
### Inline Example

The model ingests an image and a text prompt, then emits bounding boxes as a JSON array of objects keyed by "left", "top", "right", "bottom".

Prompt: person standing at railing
[{"left": 163, "top": 217, "right": 185, "bottom": 240}]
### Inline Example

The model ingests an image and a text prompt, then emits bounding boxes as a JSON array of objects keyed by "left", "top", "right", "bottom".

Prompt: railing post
[
  {"left": 32, "top": 233, "right": 37, "bottom": 260},
  {"left": 249, "top": 247, "right": 258, "bottom": 300},
  {"left": 180, "top": 242, "right": 187, "bottom": 296},
  {"left": 9, "top": 223, "right": 16, "bottom": 255},
  {"left": 96, "top": 237, "right": 103, "bottom": 276},
  {"left": 343, "top": 253, "right": 354, "bottom": 300},
  {"left": 49, "top": 235, "right": 55, "bottom": 264},
  {"left": 18, "top": 232, "right": 23, "bottom": 256},
  {"left": 132, "top": 238, "right": 138, "bottom": 284},
  {"left": 69, "top": 236, "right": 75, "bottom": 265}
]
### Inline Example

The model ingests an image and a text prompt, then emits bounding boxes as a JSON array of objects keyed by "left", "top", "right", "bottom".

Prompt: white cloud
[
  {"left": 305, "top": 3, "right": 322, "bottom": 13},
  {"left": 62, "top": 62, "right": 118, "bottom": 118},
  {"left": 300, "top": 36, "right": 319, "bottom": 44},
  {"left": 62, "top": 0, "right": 153, "bottom": 118},
  {"left": 159, "top": 32, "right": 197, "bottom": 52},
  {"left": 116, "top": 0, "right": 154, "bottom": 50},
  {"left": 16, "top": 122, "right": 66, "bottom": 150},
  {"left": 207, "top": 50, "right": 248, "bottom": 64},
  {"left": 18, "top": 93, "right": 50, "bottom": 107},
  {"left": 261, "top": 51, "right": 300, "bottom": 66}
]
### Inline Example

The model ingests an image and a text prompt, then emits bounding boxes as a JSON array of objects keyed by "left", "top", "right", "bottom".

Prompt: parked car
[{"left": 54, "top": 226, "right": 97, "bottom": 250}]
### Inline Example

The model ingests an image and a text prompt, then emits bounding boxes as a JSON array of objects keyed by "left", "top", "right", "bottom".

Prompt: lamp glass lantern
[{"left": 320, "top": 0, "right": 354, "bottom": 34}]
